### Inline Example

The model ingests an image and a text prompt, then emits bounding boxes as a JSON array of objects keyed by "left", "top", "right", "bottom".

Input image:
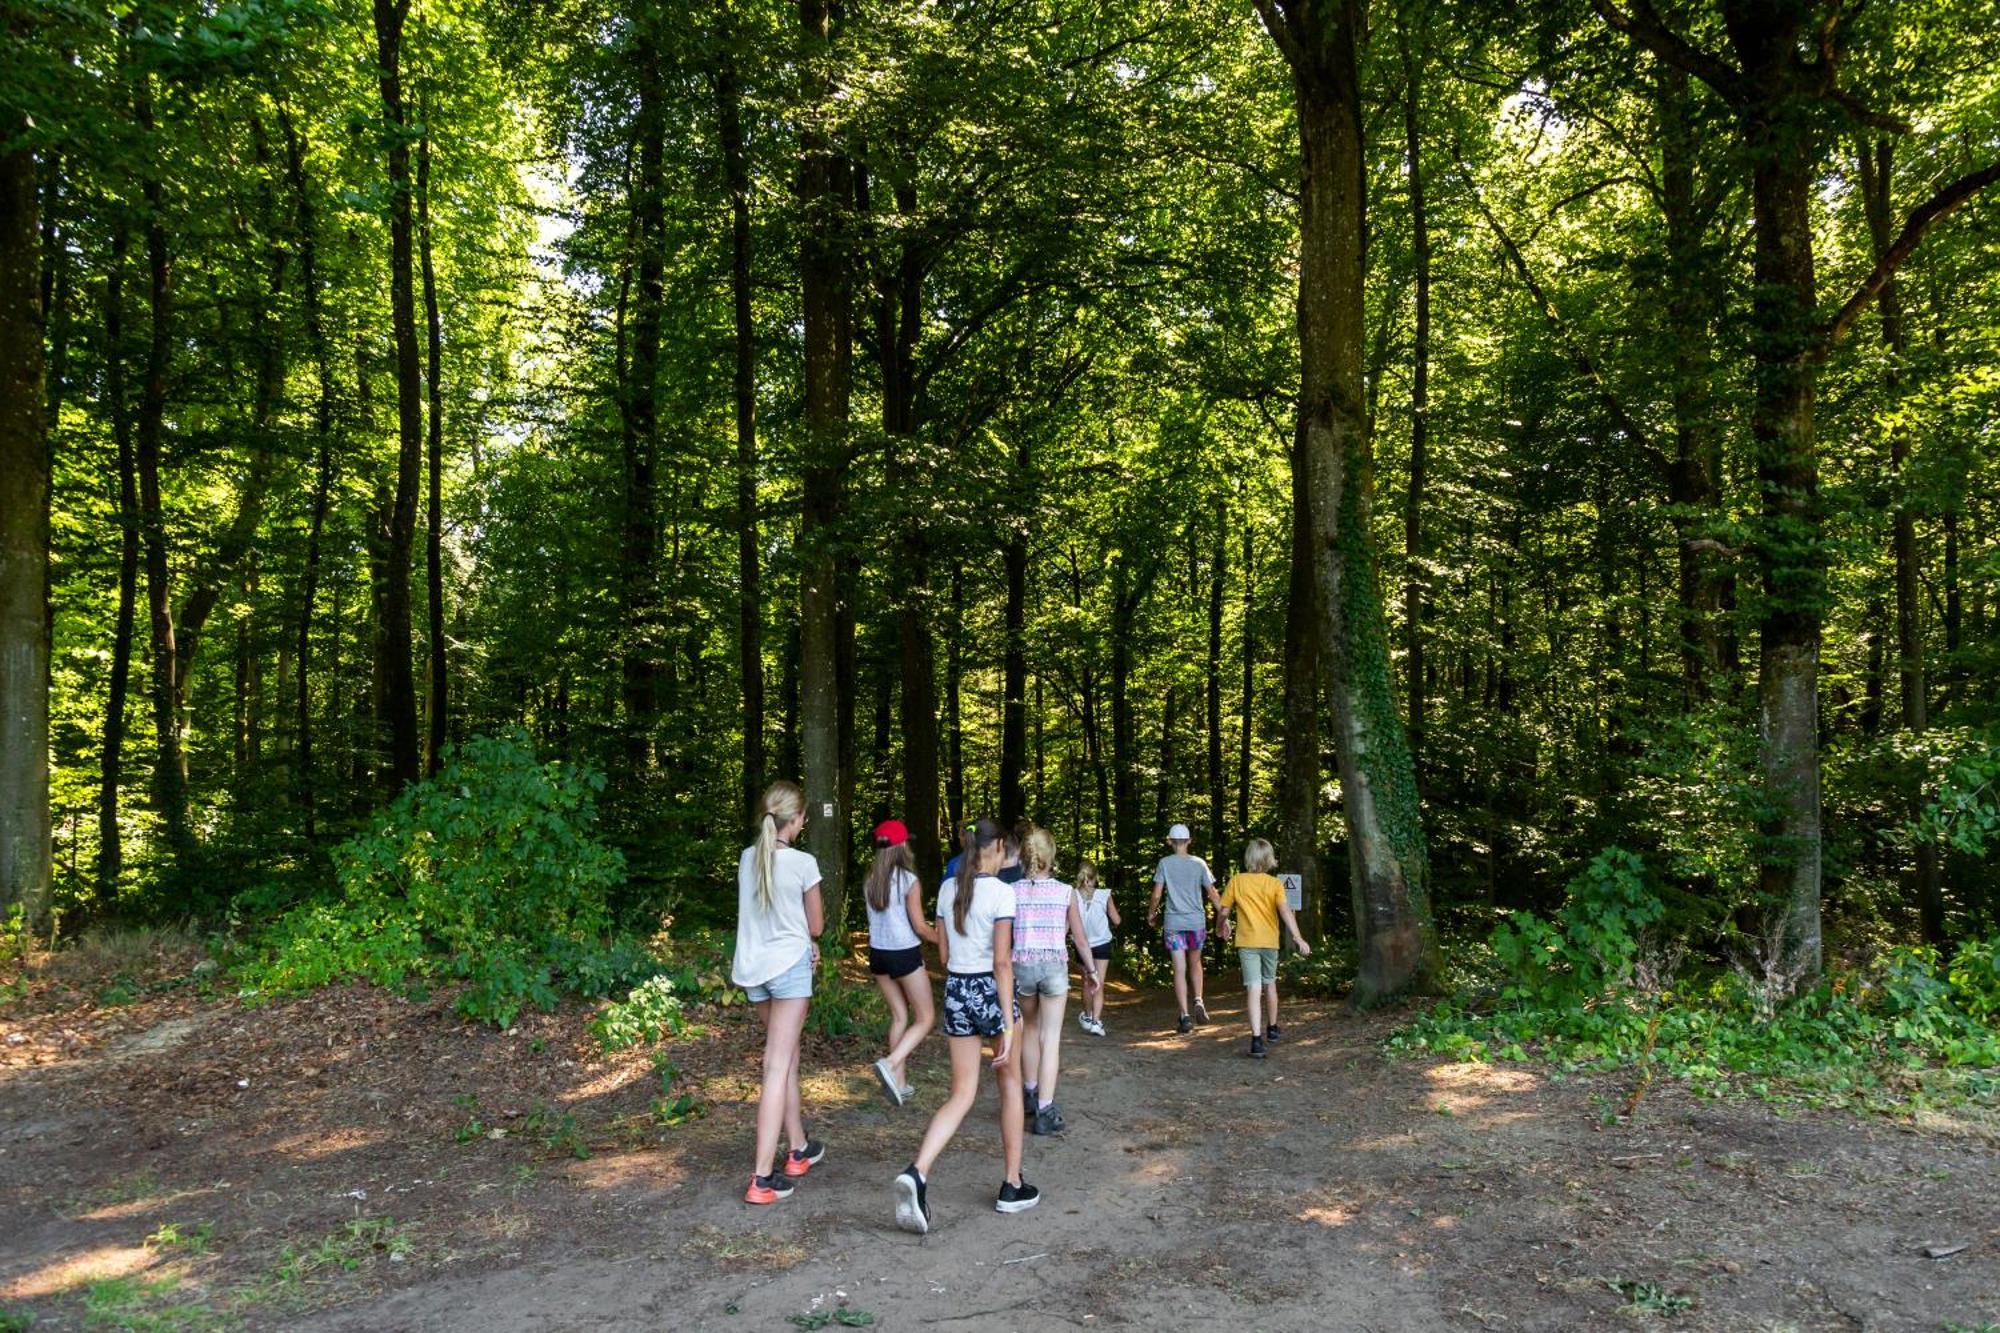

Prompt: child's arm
[
  {"left": 804, "top": 883, "right": 826, "bottom": 961},
  {"left": 907, "top": 879, "right": 939, "bottom": 945},
  {"left": 1105, "top": 890, "right": 1122, "bottom": 927},
  {"left": 991, "top": 918, "right": 1016, "bottom": 1068},
  {"left": 1146, "top": 876, "right": 1164, "bottom": 927},
  {"left": 1216, "top": 877, "right": 1234, "bottom": 943},
  {"left": 1203, "top": 861, "right": 1225, "bottom": 917},
  {"left": 1067, "top": 894, "right": 1100, "bottom": 991},
  {"left": 1277, "top": 898, "right": 1311, "bottom": 955}
]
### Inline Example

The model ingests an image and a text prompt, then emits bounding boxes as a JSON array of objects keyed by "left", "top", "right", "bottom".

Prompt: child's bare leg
[
  {"left": 1190, "top": 946, "right": 1205, "bottom": 1007},
  {"left": 1266, "top": 981, "right": 1280, "bottom": 1030},
  {"left": 1170, "top": 947, "right": 1190, "bottom": 1017},
  {"left": 993, "top": 1032, "right": 1025, "bottom": 1184},
  {"left": 1091, "top": 959, "right": 1109, "bottom": 1019},
  {"left": 1034, "top": 989, "right": 1066, "bottom": 1104},
  {"left": 1017, "top": 992, "right": 1042, "bottom": 1093},
  {"left": 885, "top": 971, "right": 933, "bottom": 1081},
  {"left": 1246, "top": 984, "right": 1263, "bottom": 1037},
  {"left": 875, "top": 972, "right": 910, "bottom": 1060},
  {"left": 913, "top": 1037, "right": 982, "bottom": 1177}
]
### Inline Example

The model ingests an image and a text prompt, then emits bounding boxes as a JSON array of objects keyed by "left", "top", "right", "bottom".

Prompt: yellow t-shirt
[{"left": 1221, "top": 872, "right": 1287, "bottom": 951}]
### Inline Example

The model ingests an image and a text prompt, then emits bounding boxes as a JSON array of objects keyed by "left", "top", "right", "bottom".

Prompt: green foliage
[
  {"left": 790, "top": 1310, "right": 875, "bottom": 1330},
  {"left": 272, "top": 1218, "right": 416, "bottom": 1286},
  {"left": 649, "top": 1053, "right": 704, "bottom": 1128},
  {"left": 0, "top": 1308, "right": 34, "bottom": 1333},
  {"left": 1916, "top": 732, "right": 2000, "bottom": 859},
  {"left": 588, "top": 974, "right": 690, "bottom": 1053},
  {"left": 1490, "top": 849, "right": 1662, "bottom": 1007},
  {"left": 237, "top": 734, "right": 657, "bottom": 1027},
  {"left": 804, "top": 960, "right": 889, "bottom": 1040},
  {"left": 144, "top": 1222, "right": 214, "bottom": 1257}
]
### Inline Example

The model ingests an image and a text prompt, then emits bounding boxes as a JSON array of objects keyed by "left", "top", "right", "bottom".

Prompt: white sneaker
[{"left": 1077, "top": 1011, "right": 1093, "bottom": 1033}]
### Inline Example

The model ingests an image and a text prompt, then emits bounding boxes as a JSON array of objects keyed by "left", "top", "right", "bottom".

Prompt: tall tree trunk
[
  {"left": 0, "top": 131, "right": 50, "bottom": 928},
  {"left": 946, "top": 562, "right": 964, "bottom": 835},
  {"left": 1259, "top": 0, "right": 1439, "bottom": 1004},
  {"left": 98, "top": 224, "right": 138, "bottom": 888},
  {"left": 619, "top": 35, "right": 666, "bottom": 769},
  {"left": 373, "top": 0, "right": 423, "bottom": 787},
  {"left": 716, "top": 54, "right": 765, "bottom": 824},
  {"left": 1207, "top": 497, "right": 1226, "bottom": 855},
  {"left": 1237, "top": 518, "right": 1254, "bottom": 832},
  {"left": 1396, "top": 4, "right": 1430, "bottom": 770},
  {"left": 1277, "top": 423, "right": 1321, "bottom": 939},
  {"left": 419, "top": 115, "right": 447, "bottom": 774},
  {"left": 1857, "top": 136, "right": 1942, "bottom": 945},
  {"left": 800, "top": 0, "right": 852, "bottom": 939},
  {"left": 1154, "top": 684, "right": 1176, "bottom": 835},
  {"left": 1110, "top": 558, "right": 1137, "bottom": 880},
  {"left": 131, "top": 49, "right": 193, "bottom": 860},
  {"left": 1000, "top": 453, "right": 1029, "bottom": 827},
  {"left": 283, "top": 113, "right": 336, "bottom": 839}
]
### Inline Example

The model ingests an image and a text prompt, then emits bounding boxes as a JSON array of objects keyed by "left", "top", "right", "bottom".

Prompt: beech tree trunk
[
  {"left": 374, "top": 0, "right": 423, "bottom": 788},
  {"left": 1277, "top": 419, "right": 1321, "bottom": 939},
  {"left": 1259, "top": 0, "right": 1439, "bottom": 1004},
  {"left": 619, "top": 34, "right": 666, "bottom": 770},
  {"left": 716, "top": 54, "right": 765, "bottom": 824},
  {"left": 1000, "top": 445, "right": 1029, "bottom": 827},
  {"left": 1207, "top": 498, "right": 1226, "bottom": 855},
  {"left": 419, "top": 116, "right": 447, "bottom": 774},
  {"left": 800, "top": 0, "right": 852, "bottom": 937},
  {"left": 1397, "top": 5, "right": 1430, "bottom": 770},
  {"left": 0, "top": 132, "right": 50, "bottom": 928}
]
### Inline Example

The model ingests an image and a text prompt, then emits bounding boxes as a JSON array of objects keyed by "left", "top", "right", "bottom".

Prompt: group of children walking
[{"left": 729, "top": 781, "right": 1306, "bottom": 1229}]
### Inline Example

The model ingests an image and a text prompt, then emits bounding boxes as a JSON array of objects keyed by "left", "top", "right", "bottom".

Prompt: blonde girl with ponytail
[
  {"left": 732, "top": 780, "right": 827, "bottom": 1205},
  {"left": 892, "top": 817, "right": 1039, "bottom": 1233}
]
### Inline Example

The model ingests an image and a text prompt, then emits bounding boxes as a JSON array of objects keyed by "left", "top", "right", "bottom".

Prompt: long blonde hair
[
  {"left": 1019, "top": 824, "right": 1056, "bottom": 879},
  {"left": 753, "top": 780, "right": 805, "bottom": 912}
]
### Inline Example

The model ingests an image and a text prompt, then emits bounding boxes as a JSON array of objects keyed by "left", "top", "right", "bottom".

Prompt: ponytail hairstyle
[
  {"left": 1074, "top": 859, "right": 1100, "bottom": 895},
  {"left": 865, "top": 840, "right": 913, "bottom": 913},
  {"left": 954, "top": 817, "right": 1004, "bottom": 935},
  {"left": 1020, "top": 824, "right": 1056, "bottom": 879},
  {"left": 752, "top": 780, "right": 806, "bottom": 914}
]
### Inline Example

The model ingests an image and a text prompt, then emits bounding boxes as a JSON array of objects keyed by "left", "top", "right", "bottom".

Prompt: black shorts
[
  {"left": 869, "top": 943, "right": 925, "bottom": 979},
  {"left": 941, "top": 972, "right": 1020, "bottom": 1038},
  {"left": 1090, "top": 942, "right": 1112, "bottom": 961}
]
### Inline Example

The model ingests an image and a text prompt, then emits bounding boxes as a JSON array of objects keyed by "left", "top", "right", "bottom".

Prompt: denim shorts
[
  {"left": 743, "top": 948, "right": 814, "bottom": 1002},
  {"left": 1013, "top": 957, "right": 1069, "bottom": 998},
  {"left": 1239, "top": 947, "right": 1279, "bottom": 986}
]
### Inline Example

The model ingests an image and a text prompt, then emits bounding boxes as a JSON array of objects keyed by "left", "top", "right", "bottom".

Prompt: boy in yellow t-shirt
[{"left": 1218, "top": 838, "right": 1310, "bottom": 1060}]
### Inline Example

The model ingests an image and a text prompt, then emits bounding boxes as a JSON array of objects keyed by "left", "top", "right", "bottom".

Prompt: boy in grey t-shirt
[{"left": 1146, "top": 823, "right": 1221, "bottom": 1034}]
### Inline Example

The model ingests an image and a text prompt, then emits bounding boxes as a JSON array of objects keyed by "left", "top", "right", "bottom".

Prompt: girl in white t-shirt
[
  {"left": 1074, "top": 859, "right": 1119, "bottom": 1036},
  {"left": 732, "top": 780, "right": 826, "bottom": 1205},
  {"left": 864, "top": 817, "right": 938, "bottom": 1107},
  {"left": 892, "top": 817, "right": 1038, "bottom": 1233}
]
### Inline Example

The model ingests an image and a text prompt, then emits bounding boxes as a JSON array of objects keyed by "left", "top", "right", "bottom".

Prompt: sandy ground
[{"left": 3, "top": 969, "right": 1996, "bottom": 1331}]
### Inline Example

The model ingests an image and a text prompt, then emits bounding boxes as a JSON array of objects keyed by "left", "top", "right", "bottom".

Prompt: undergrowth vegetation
[{"left": 1390, "top": 848, "right": 2000, "bottom": 1112}]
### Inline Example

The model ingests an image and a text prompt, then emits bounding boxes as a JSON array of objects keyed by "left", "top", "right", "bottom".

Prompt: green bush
[
  {"left": 238, "top": 732, "right": 659, "bottom": 1026},
  {"left": 1490, "top": 847, "right": 1661, "bottom": 1006},
  {"left": 589, "top": 974, "right": 690, "bottom": 1052}
]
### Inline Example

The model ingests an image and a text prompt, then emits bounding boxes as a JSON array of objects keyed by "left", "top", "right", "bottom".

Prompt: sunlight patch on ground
[
  {"left": 1298, "top": 1202, "right": 1357, "bottom": 1228},
  {"left": 1425, "top": 1061, "right": 1540, "bottom": 1093},
  {"left": 559, "top": 1066, "right": 641, "bottom": 1104},
  {"left": 73, "top": 1184, "right": 227, "bottom": 1224},
  {"left": 1, "top": 1244, "right": 160, "bottom": 1300},
  {"left": 264, "top": 1126, "right": 389, "bottom": 1160},
  {"left": 562, "top": 1151, "right": 687, "bottom": 1192}
]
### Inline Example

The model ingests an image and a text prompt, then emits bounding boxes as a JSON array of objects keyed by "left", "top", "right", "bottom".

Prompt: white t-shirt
[
  {"left": 936, "top": 874, "right": 1015, "bottom": 975},
  {"left": 866, "top": 867, "right": 922, "bottom": 951},
  {"left": 732, "top": 843, "right": 821, "bottom": 988},
  {"left": 1081, "top": 887, "right": 1113, "bottom": 947}
]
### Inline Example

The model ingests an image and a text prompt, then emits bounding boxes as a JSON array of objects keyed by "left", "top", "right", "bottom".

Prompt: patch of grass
[
  {"left": 144, "top": 1223, "right": 214, "bottom": 1257},
  {"left": 450, "top": 1094, "right": 486, "bottom": 1144},
  {"left": 1608, "top": 1279, "right": 1694, "bottom": 1317},
  {"left": 649, "top": 1055, "right": 704, "bottom": 1128},
  {"left": 523, "top": 1103, "right": 591, "bottom": 1159},
  {"left": 0, "top": 1307, "right": 36, "bottom": 1333},
  {"left": 270, "top": 1217, "right": 416, "bottom": 1289},
  {"left": 80, "top": 1274, "right": 223, "bottom": 1332},
  {"left": 789, "top": 1309, "right": 874, "bottom": 1329},
  {"left": 75, "top": 1171, "right": 164, "bottom": 1212}
]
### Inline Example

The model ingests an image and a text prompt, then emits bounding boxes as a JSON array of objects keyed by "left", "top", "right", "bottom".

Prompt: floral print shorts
[{"left": 942, "top": 972, "right": 1020, "bottom": 1039}]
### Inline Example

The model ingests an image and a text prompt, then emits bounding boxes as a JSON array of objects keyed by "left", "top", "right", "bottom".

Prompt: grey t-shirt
[{"left": 1153, "top": 854, "right": 1215, "bottom": 933}]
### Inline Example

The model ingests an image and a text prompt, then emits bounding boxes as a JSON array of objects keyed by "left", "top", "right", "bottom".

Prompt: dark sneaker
[
  {"left": 873, "top": 1058, "right": 905, "bottom": 1107},
  {"left": 1265, "top": 1024, "right": 1282, "bottom": 1044},
  {"left": 1176, "top": 1014, "right": 1193, "bottom": 1035},
  {"left": 1022, "top": 1085, "right": 1038, "bottom": 1119},
  {"left": 746, "top": 1172, "right": 795, "bottom": 1204},
  {"left": 995, "top": 1178, "right": 1041, "bottom": 1214},
  {"left": 1249, "top": 1035, "right": 1267, "bottom": 1060},
  {"left": 893, "top": 1165, "right": 931, "bottom": 1234},
  {"left": 1034, "top": 1102, "right": 1067, "bottom": 1135},
  {"left": 1193, "top": 998, "right": 1210, "bottom": 1024},
  {"left": 783, "top": 1139, "right": 825, "bottom": 1178}
]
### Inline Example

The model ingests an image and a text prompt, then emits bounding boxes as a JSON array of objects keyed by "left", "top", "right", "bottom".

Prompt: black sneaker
[
  {"left": 1193, "top": 998, "right": 1210, "bottom": 1024},
  {"left": 1249, "top": 1035, "right": 1267, "bottom": 1060},
  {"left": 1033, "top": 1102, "right": 1066, "bottom": 1135},
  {"left": 995, "top": 1178, "right": 1041, "bottom": 1214},
  {"left": 1177, "top": 1014, "right": 1193, "bottom": 1034},
  {"left": 1265, "top": 1024, "right": 1282, "bottom": 1044},
  {"left": 893, "top": 1165, "right": 931, "bottom": 1234}
]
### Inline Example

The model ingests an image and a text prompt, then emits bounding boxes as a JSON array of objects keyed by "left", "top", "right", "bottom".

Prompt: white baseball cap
[{"left": 1167, "top": 823, "right": 1191, "bottom": 842}]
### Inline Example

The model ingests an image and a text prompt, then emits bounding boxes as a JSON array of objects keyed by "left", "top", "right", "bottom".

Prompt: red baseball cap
[{"left": 874, "top": 819, "right": 910, "bottom": 847}]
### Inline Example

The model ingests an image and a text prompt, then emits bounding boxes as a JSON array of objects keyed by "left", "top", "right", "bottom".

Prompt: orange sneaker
[
  {"left": 745, "top": 1173, "right": 794, "bottom": 1204},
  {"left": 782, "top": 1139, "right": 826, "bottom": 1178}
]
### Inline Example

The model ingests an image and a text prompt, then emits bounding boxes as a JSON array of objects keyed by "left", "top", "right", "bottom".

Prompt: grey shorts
[
  {"left": 1013, "top": 958, "right": 1069, "bottom": 998},
  {"left": 1239, "top": 947, "right": 1278, "bottom": 986},
  {"left": 744, "top": 949, "right": 814, "bottom": 1002}
]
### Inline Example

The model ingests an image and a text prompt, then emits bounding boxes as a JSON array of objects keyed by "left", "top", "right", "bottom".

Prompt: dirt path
[{"left": 4, "top": 978, "right": 1996, "bottom": 1330}]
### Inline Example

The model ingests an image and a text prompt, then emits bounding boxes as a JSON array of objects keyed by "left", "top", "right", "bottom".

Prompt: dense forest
[{"left": 5, "top": 0, "right": 2000, "bottom": 1004}]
